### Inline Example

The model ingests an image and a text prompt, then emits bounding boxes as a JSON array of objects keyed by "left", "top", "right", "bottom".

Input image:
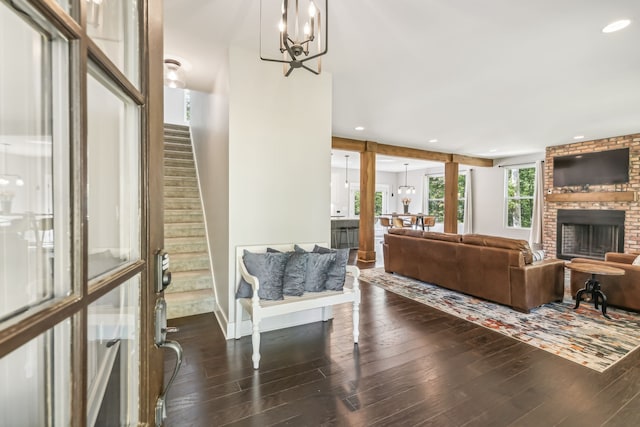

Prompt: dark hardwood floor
[{"left": 164, "top": 256, "right": 640, "bottom": 426}]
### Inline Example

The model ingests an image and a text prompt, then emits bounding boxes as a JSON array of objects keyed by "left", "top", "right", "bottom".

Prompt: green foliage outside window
[
  {"left": 427, "top": 175, "right": 466, "bottom": 222},
  {"left": 354, "top": 191, "right": 383, "bottom": 216},
  {"left": 506, "top": 167, "right": 535, "bottom": 228}
]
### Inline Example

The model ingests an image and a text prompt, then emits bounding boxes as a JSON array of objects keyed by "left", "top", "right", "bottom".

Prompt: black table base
[{"left": 574, "top": 274, "right": 610, "bottom": 319}]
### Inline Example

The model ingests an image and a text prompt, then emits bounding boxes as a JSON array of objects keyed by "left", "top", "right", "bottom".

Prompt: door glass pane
[
  {"left": 0, "top": 319, "right": 71, "bottom": 426},
  {"left": 86, "top": 0, "right": 140, "bottom": 88},
  {"left": 54, "top": 0, "right": 71, "bottom": 14},
  {"left": 0, "top": 0, "right": 71, "bottom": 323},
  {"left": 87, "top": 275, "right": 140, "bottom": 426},
  {"left": 87, "top": 67, "right": 140, "bottom": 279}
]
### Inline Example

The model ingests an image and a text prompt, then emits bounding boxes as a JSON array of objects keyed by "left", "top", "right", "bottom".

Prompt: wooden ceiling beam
[
  {"left": 331, "top": 136, "right": 366, "bottom": 152},
  {"left": 375, "top": 143, "right": 452, "bottom": 163},
  {"left": 331, "top": 136, "right": 493, "bottom": 167},
  {"left": 452, "top": 154, "right": 494, "bottom": 167}
]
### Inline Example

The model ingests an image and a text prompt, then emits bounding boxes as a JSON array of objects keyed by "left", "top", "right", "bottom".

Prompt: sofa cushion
[
  {"left": 462, "top": 234, "right": 534, "bottom": 264},
  {"left": 388, "top": 228, "right": 423, "bottom": 238},
  {"left": 422, "top": 231, "right": 463, "bottom": 242}
]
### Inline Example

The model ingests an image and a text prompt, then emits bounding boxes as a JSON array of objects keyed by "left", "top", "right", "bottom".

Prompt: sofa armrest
[
  {"left": 605, "top": 252, "right": 636, "bottom": 265},
  {"left": 510, "top": 259, "right": 565, "bottom": 313}
]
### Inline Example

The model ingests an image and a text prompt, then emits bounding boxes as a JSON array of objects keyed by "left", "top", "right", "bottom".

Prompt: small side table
[{"left": 565, "top": 262, "right": 625, "bottom": 319}]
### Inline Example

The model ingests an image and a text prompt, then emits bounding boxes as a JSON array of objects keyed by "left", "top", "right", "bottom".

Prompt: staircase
[{"left": 163, "top": 124, "right": 216, "bottom": 319}]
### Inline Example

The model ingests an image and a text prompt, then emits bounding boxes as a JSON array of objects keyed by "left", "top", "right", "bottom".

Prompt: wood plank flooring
[{"left": 164, "top": 258, "right": 640, "bottom": 426}]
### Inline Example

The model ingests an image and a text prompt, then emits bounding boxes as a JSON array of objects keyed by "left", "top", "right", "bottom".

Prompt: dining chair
[
  {"left": 379, "top": 216, "right": 392, "bottom": 231},
  {"left": 422, "top": 216, "right": 436, "bottom": 231}
]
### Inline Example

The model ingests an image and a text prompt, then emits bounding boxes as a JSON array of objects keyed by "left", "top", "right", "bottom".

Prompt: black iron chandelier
[{"left": 260, "top": 0, "right": 328, "bottom": 76}]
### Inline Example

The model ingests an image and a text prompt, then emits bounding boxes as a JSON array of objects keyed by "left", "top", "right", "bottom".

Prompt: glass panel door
[
  {"left": 0, "top": 0, "right": 71, "bottom": 322},
  {"left": 1, "top": 0, "right": 161, "bottom": 424},
  {"left": 0, "top": 320, "right": 71, "bottom": 426},
  {"left": 86, "top": 66, "right": 140, "bottom": 280},
  {"left": 87, "top": 0, "right": 140, "bottom": 88},
  {"left": 87, "top": 275, "right": 140, "bottom": 426}
]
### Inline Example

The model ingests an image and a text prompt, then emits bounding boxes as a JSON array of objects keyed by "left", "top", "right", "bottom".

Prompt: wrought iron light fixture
[
  {"left": 260, "top": 0, "right": 328, "bottom": 76},
  {"left": 344, "top": 155, "right": 349, "bottom": 188},
  {"left": 164, "top": 59, "right": 186, "bottom": 89},
  {"left": 398, "top": 163, "right": 415, "bottom": 195}
]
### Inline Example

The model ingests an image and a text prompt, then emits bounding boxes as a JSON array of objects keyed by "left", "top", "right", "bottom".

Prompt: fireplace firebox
[{"left": 556, "top": 210, "right": 624, "bottom": 260}]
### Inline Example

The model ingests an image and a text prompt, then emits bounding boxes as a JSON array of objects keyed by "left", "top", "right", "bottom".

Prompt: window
[
  {"left": 353, "top": 191, "right": 384, "bottom": 216},
  {"left": 425, "top": 174, "right": 466, "bottom": 222},
  {"left": 505, "top": 166, "right": 535, "bottom": 228}
]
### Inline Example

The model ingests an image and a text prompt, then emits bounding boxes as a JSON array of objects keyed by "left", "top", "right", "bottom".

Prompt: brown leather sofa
[
  {"left": 569, "top": 253, "right": 640, "bottom": 312},
  {"left": 382, "top": 229, "right": 565, "bottom": 313}
]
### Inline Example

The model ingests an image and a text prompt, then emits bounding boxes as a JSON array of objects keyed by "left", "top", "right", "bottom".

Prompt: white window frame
[
  {"left": 423, "top": 172, "right": 467, "bottom": 224},
  {"left": 349, "top": 184, "right": 390, "bottom": 218},
  {"left": 504, "top": 165, "right": 535, "bottom": 229}
]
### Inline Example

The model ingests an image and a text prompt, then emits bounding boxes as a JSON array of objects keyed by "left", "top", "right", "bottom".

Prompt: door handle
[
  {"left": 155, "top": 340, "right": 183, "bottom": 427},
  {"left": 154, "top": 296, "right": 183, "bottom": 426}
]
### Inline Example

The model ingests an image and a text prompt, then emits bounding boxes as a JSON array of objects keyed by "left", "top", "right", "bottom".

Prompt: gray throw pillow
[
  {"left": 241, "top": 250, "right": 288, "bottom": 300},
  {"left": 313, "top": 245, "right": 349, "bottom": 291},
  {"left": 235, "top": 279, "right": 254, "bottom": 299},
  {"left": 264, "top": 248, "right": 308, "bottom": 296},
  {"left": 304, "top": 252, "right": 336, "bottom": 292},
  {"left": 283, "top": 251, "right": 308, "bottom": 296}
]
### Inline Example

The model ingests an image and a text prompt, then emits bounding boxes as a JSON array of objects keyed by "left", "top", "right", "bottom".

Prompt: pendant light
[
  {"left": 344, "top": 155, "right": 349, "bottom": 188},
  {"left": 398, "top": 163, "right": 415, "bottom": 194}
]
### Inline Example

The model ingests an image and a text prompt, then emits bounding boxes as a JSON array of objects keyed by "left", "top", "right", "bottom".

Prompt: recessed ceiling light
[
  {"left": 428, "top": 139, "right": 438, "bottom": 143},
  {"left": 602, "top": 19, "right": 631, "bottom": 33},
  {"left": 573, "top": 135, "right": 585, "bottom": 140},
  {"left": 355, "top": 126, "right": 364, "bottom": 131}
]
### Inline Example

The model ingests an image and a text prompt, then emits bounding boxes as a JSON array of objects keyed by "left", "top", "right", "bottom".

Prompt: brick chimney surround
[{"left": 543, "top": 133, "right": 640, "bottom": 258}]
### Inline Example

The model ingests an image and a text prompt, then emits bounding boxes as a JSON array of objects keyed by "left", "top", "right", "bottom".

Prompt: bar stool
[{"left": 338, "top": 226, "right": 357, "bottom": 248}]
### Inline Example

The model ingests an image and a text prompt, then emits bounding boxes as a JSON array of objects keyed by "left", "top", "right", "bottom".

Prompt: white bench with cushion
[{"left": 235, "top": 243, "right": 361, "bottom": 369}]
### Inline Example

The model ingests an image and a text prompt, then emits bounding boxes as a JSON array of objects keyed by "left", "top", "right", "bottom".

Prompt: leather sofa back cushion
[
  {"left": 422, "top": 231, "right": 463, "bottom": 243},
  {"left": 462, "top": 234, "right": 534, "bottom": 264},
  {"left": 388, "top": 228, "right": 424, "bottom": 238}
]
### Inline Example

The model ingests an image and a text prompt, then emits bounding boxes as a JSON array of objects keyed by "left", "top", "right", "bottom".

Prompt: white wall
[
  {"left": 189, "top": 62, "right": 230, "bottom": 334},
  {"left": 472, "top": 153, "right": 543, "bottom": 240},
  {"left": 192, "top": 47, "right": 332, "bottom": 338},
  {"left": 163, "top": 87, "right": 189, "bottom": 126}
]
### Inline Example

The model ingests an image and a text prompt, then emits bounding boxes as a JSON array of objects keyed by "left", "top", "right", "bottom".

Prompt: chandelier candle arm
[{"left": 261, "top": 0, "right": 328, "bottom": 76}]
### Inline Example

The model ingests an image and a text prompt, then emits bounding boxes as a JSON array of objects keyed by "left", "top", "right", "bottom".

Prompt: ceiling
[{"left": 164, "top": 0, "right": 640, "bottom": 160}]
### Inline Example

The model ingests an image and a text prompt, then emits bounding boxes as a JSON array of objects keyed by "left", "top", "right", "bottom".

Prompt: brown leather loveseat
[
  {"left": 382, "top": 229, "right": 565, "bottom": 313},
  {"left": 569, "top": 253, "right": 640, "bottom": 312}
]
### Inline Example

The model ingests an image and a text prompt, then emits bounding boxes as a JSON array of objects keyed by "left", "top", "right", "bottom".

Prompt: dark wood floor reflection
[{"left": 164, "top": 260, "right": 640, "bottom": 426}]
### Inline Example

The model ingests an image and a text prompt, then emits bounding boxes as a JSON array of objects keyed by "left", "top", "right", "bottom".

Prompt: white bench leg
[
  {"left": 234, "top": 301, "right": 244, "bottom": 339},
  {"left": 353, "top": 300, "right": 360, "bottom": 343},
  {"left": 322, "top": 306, "right": 333, "bottom": 321},
  {"left": 252, "top": 321, "right": 261, "bottom": 369}
]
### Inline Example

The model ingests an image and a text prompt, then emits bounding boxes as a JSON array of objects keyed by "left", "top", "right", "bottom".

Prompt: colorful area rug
[{"left": 360, "top": 268, "right": 640, "bottom": 372}]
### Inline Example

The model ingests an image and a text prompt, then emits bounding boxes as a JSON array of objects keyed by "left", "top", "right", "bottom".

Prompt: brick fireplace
[
  {"left": 543, "top": 133, "right": 640, "bottom": 258},
  {"left": 556, "top": 209, "right": 625, "bottom": 260}
]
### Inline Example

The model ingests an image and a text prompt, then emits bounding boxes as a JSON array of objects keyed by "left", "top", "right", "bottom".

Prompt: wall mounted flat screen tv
[{"left": 553, "top": 148, "right": 629, "bottom": 187}]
